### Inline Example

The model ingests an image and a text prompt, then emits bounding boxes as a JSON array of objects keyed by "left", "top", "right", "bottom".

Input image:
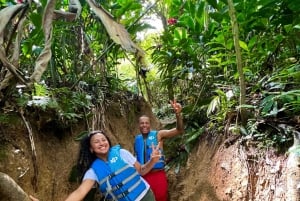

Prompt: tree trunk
[
  {"left": 0, "top": 172, "right": 31, "bottom": 201},
  {"left": 227, "top": 0, "right": 247, "bottom": 125}
]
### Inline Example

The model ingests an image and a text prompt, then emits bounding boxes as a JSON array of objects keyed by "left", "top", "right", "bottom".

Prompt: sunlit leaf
[
  {"left": 207, "top": 96, "right": 220, "bottom": 116},
  {"left": 239, "top": 40, "right": 249, "bottom": 51}
]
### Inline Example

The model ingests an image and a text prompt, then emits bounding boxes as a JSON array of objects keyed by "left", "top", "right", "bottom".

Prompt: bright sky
[{"left": 137, "top": 17, "right": 163, "bottom": 40}]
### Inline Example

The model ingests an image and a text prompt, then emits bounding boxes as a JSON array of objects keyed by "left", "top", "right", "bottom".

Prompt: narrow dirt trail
[{"left": 0, "top": 96, "right": 292, "bottom": 201}]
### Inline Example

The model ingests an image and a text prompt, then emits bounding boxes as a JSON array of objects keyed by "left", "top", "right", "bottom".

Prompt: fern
[{"left": 33, "top": 83, "right": 49, "bottom": 97}]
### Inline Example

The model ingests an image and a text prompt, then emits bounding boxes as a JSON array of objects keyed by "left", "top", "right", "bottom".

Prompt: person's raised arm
[
  {"left": 29, "top": 195, "right": 39, "bottom": 201},
  {"left": 172, "top": 99, "right": 184, "bottom": 133},
  {"left": 134, "top": 142, "right": 161, "bottom": 176},
  {"left": 158, "top": 99, "right": 184, "bottom": 141}
]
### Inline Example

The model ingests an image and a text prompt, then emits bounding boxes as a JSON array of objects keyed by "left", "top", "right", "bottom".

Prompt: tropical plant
[
  {"left": 0, "top": 0, "right": 154, "bottom": 128},
  {"left": 147, "top": 0, "right": 300, "bottom": 168}
]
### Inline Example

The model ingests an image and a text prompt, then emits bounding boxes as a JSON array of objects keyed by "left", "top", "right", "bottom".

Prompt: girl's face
[{"left": 90, "top": 133, "right": 110, "bottom": 159}]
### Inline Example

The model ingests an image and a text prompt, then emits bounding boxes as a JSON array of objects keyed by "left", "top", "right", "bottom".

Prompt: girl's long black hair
[{"left": 76, "top": 130, "right": 112, "bottom": 180}]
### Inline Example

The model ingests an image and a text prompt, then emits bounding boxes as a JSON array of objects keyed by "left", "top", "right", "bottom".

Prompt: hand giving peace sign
[
  {"left": 170, "top": 99, "right": 182, "bottom": 114},
  {"left": 151, "top": 142, "right": 162, "bottom": 162}
]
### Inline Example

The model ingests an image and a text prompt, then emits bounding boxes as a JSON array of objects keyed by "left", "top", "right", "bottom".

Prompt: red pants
[{"left": 143, "top": 170, "right": 168, "bottom": 201}]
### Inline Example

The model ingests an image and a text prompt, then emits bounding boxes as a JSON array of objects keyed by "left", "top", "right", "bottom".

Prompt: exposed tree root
[{"left": 0, "top": 172, "right": 31, "bottom": 201}]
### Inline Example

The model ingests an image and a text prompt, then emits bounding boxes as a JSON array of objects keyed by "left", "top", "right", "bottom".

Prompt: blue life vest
[
  {"left": 91, "top": 145, "right": 147, "bottom": 201},
  {"left": 134, "top": 130, "right": 165, "bottom": 169}
]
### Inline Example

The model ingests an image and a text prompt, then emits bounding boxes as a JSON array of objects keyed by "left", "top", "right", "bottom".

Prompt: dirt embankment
[
  {"left": 0, "top": 96, "right": 293, "bottom": 201},
  {"left": 0, "top": 96, "right": 159, "bottom": 201},
  {"left": 168, "top": 133, "right": 290, "bottom": 201}
]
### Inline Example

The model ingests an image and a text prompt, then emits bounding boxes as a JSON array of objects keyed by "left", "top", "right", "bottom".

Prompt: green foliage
[
  {"left": 74, "top": 130, "right": 89, "bottom": 141},
  {"left": 207, "top": 88, "right": 237, "bottom": 123},
  {"left": 51, "top": 87, "right": 93, "bottom": 124},
  {"left": 260, "top": 90, "right": 300, "bottom": 117},
  {"left": 148, "top": 0, "right": 300, "bottom": 173},
  {"left": 241, "top": 120, "right": 293, "bottom": 151},
  {"left": 13, "top": 86, "right": 94, "bottom": 127},
  {"left": 164, "top": 125, "right": 205, "bottom": 173},
  {"left": 33, "top": 83, "right": 49, "bottom": 96},
  {"left": 236, "top": 62, "right": 300, "bottom": 151},
  {"left": 0, "top": 113, "right": 19, "bottom": 125},
  {"left": 257, "top": 64, "right": 300, "bottom": 117},
  {"left": 0, "top": 114, "right": 9, "bottom": 124}
]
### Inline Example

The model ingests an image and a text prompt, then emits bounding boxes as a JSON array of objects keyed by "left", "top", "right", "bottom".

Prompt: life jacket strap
[
  {"left": 104, "top": 179, "right": 118, "bottom": 201},
  {"left": 111, "top": 171, "right": 139, "bottom": 191},
  {"left": 115, "top": 179, "right": 143, "bottom": 199},
  {"left": 99, "top": 164, "right": 130, "bottom": 185}
]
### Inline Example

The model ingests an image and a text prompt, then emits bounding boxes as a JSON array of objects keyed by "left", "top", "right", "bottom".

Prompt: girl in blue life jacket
[{"left": 29, "top": 130, "right": 161, "bottom": 201}]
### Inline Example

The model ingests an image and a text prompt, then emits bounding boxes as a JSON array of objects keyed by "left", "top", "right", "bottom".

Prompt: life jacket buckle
[
  {"left": 115, "top": 183, "right": 124, "bottom": 189},
  {"left": 108, "top": 173, "right": 115, "bottom": 179}
]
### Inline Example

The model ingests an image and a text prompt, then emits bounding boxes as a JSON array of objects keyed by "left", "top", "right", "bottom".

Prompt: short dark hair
[{"left": 139, "top": 115, "right": 150, "bottom": 122}]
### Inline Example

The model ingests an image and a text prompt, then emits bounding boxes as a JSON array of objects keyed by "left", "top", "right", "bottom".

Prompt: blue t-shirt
[{"left": 83, "top": 149, "right": 150, "bottom": 201}]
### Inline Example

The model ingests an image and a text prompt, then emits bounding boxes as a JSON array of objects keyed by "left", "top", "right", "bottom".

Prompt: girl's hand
[{"left": 29, "top": 195, "right": 39, "bottom": 201}]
